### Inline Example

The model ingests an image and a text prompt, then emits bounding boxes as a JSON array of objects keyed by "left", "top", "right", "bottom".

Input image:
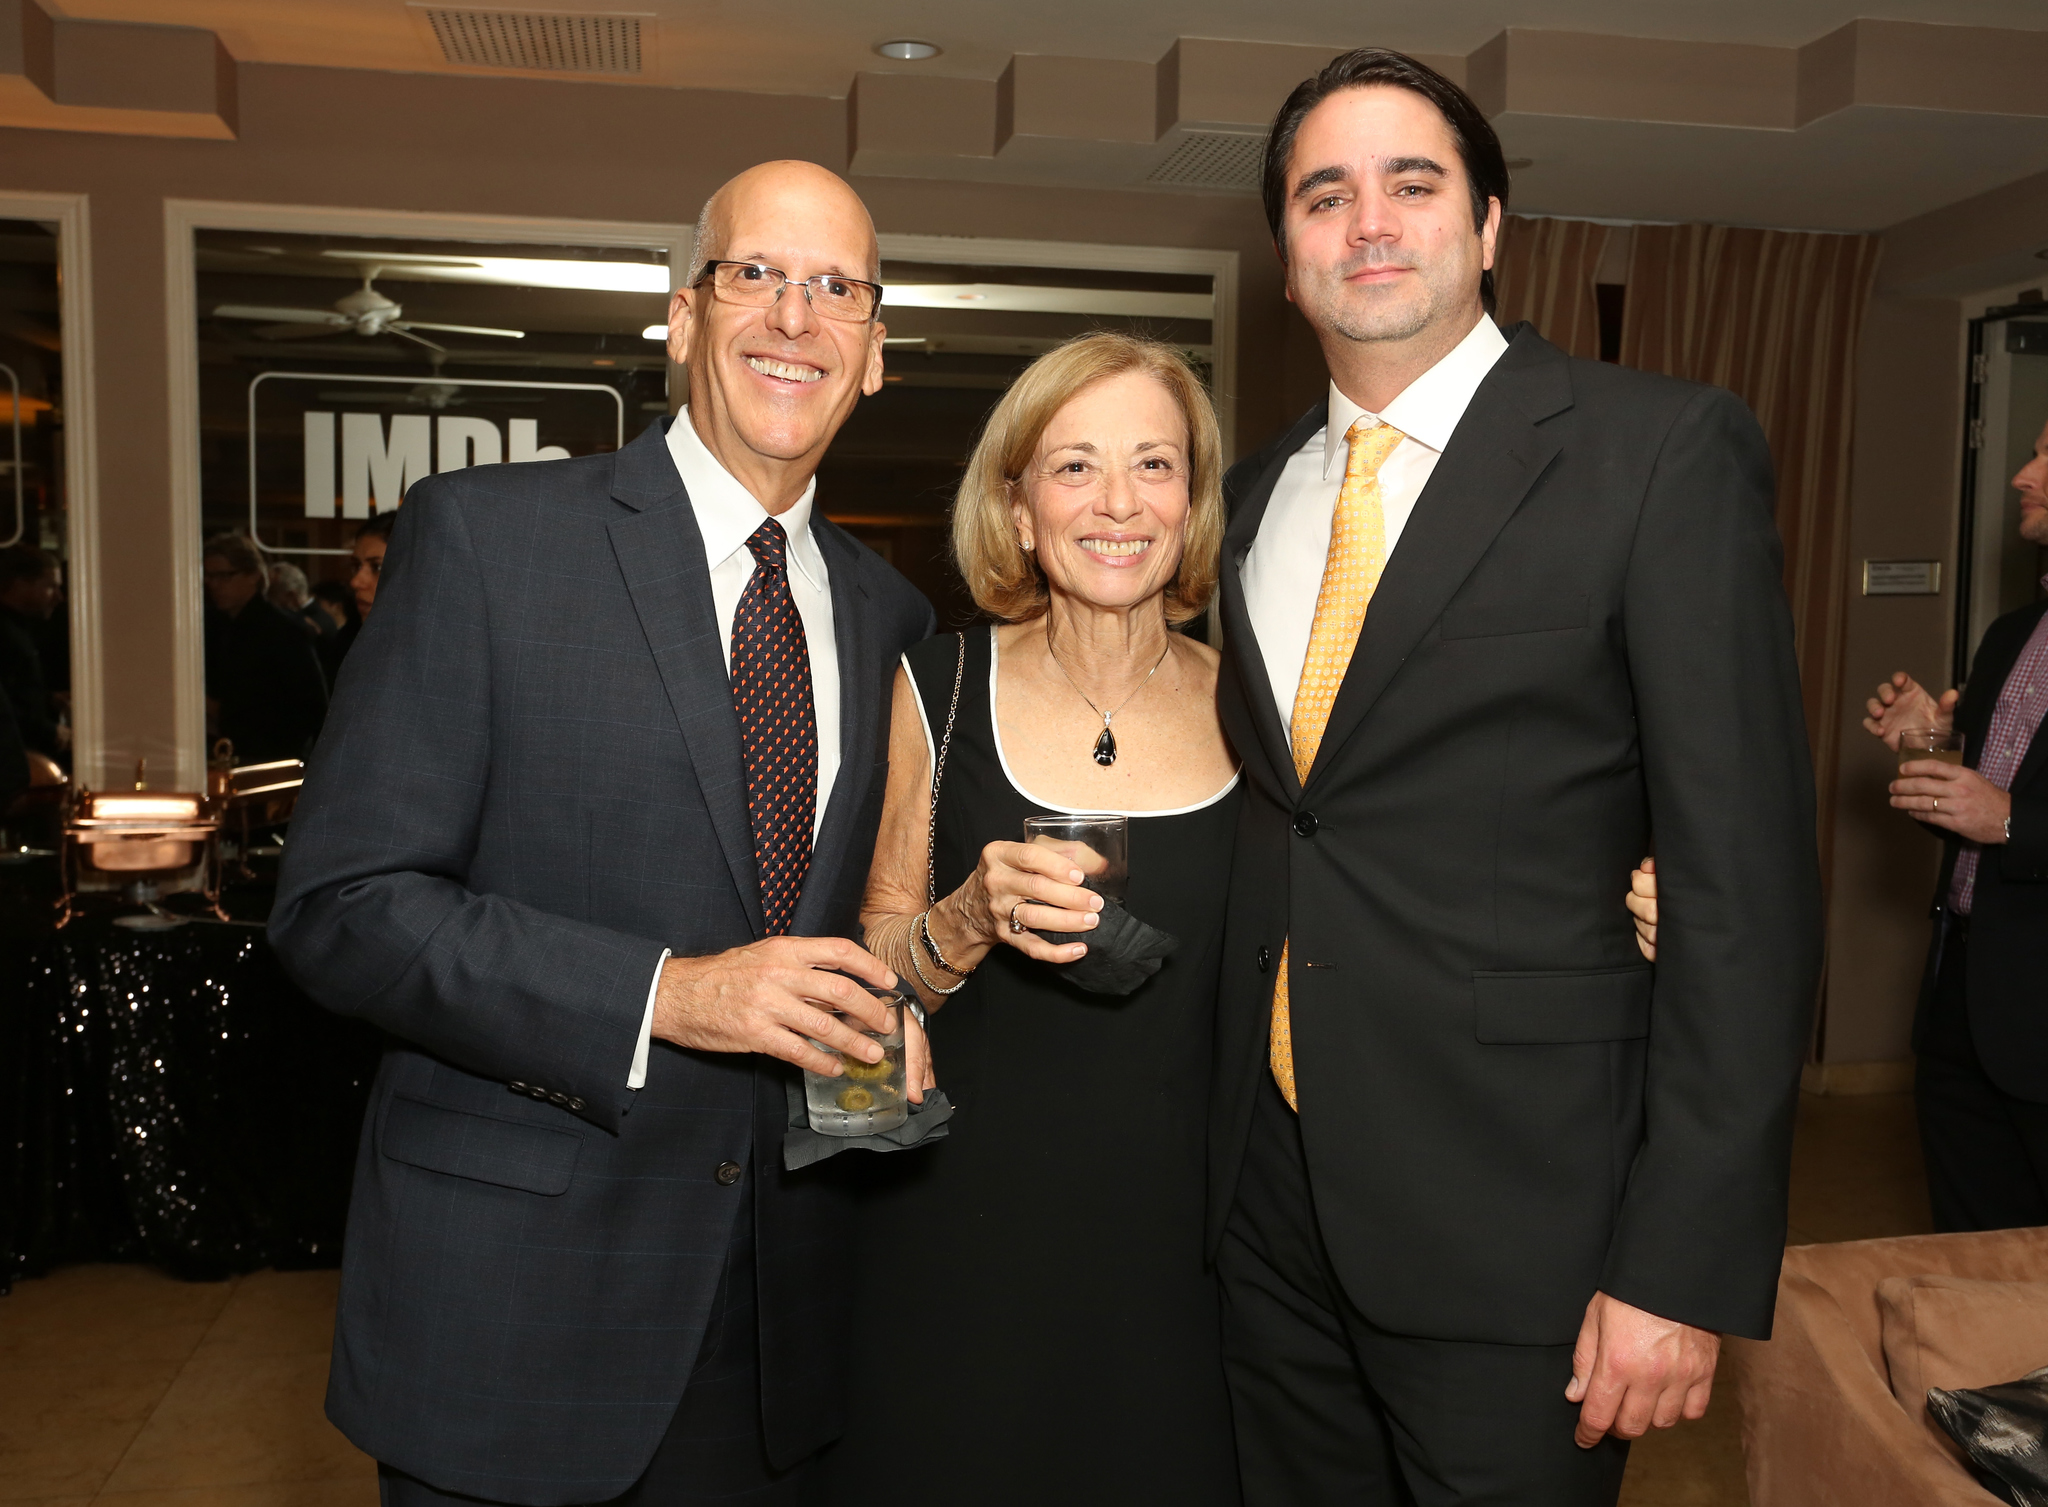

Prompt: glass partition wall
[
  {"left": 0, "top": 217, "right": 71, "bottom": 781},
  {"left": 184, "top": 222, "right": 1231, "bottom": 774},
  {"left": 192, "top": 227, "right": 672, "bottom": 766}
]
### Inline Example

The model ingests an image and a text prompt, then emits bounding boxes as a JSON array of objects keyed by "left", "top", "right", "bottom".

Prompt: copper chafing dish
[
  {"left": 58, "top": 788, "right": 225, "bottom": 926},
  {"left": 211, "top": 751, "right": 305, "bottom": 875}
]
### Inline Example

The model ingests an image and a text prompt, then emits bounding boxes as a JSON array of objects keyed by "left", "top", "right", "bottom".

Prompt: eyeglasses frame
[{"left": 691, "top": 260, "right": 886, "bottom": 324}]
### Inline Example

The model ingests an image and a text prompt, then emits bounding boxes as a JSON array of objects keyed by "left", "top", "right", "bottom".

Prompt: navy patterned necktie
[{"left": 730, "top": 518, "right": 818, "bottom": 936}]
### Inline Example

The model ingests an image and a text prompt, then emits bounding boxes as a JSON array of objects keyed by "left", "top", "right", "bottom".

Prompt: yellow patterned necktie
[{"left": 1270, "top": 417, "right": 1405, "bottom": 1110}]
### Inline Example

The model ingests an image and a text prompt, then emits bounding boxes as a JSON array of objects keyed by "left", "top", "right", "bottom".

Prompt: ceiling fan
[{"left": 212, "top": 268, "right": 525, "bottom": 354}]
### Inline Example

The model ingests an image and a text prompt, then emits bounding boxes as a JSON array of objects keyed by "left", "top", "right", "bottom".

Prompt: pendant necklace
[{"left": 1044, "top": 622, "right": 1172, "bottom": 767}]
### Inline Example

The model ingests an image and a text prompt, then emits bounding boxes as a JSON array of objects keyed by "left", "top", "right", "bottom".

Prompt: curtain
[
  {"left": 1620, "top": 223, "right": 1883, "bottom": 880},
  {"left": 1491, "top": 215, "right": 1611, "bottom": 360}
]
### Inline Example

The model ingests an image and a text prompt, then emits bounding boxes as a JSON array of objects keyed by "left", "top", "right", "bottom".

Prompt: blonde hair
[{"left": 951, "top": 332, "right": 1224, "bottom": 625}]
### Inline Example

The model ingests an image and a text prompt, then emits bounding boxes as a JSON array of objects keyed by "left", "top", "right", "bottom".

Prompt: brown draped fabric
[
  {"left": 1619, "top": 223, "right": 1883, "bottom": 881},
  {"left": 1491, "top": 214, "right": 1612, "bottom": 360}
]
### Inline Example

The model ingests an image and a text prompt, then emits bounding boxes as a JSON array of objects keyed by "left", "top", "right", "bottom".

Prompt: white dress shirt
[
  {"left": 630, "top": 407, "right": 841, "bottom": 1088},
  {"left": 1241, "top": 315, "right": 1509, "bottom": 739}
]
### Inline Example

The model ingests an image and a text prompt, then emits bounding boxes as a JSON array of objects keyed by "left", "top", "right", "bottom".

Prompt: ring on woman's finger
[
  {"left": 1932, "top": 797, "right": 1940, "bottom": 813},
  {"left": 1008, "top": 901, "right": 1029, "bottom": 934}
]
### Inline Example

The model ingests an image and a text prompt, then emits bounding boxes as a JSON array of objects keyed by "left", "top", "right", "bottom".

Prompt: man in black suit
[
  {"left": 270, "top": 161, "right": 933, "bottom": 1505},
  {"left": 1869, "top": 413, "right": 2048, "bottom": 1232},
  {"left": 202, "top": 532, "right": 329, "bottom": 762},
  {"left": 1210, "top": 50, "right": 1822, "bottom": 1504}
]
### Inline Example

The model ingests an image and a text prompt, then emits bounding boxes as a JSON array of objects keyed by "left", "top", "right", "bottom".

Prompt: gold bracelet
[{"left": 918, "top": 908, "right": 976, "bottom": 979}]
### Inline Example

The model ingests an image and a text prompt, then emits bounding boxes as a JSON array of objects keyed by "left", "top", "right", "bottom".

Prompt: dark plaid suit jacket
[{"left": 270, "top": 419, "right": 934, "bottom": 1504}]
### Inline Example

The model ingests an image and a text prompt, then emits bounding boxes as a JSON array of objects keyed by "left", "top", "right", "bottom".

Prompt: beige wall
[
  {"left": 0, "top": 61, "right": 1296, "bottom": 789},
  {"left": 1819, "top": 293, "right": 1962, "bottom": 1064},
  {"left": 1815, "top": 169, "right": 2048, "bottom": 1069}
]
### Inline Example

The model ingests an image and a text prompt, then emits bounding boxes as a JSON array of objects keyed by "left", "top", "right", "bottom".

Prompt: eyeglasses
[
  {"left": 694, "top": 261, "right": 884, "bottom": 323},
  {"left": 1031, "top": 455, "right": 1189, "bottom": 493}
]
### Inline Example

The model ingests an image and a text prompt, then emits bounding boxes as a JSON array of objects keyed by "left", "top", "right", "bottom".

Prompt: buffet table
[{"left": 0, "top": 867, "right": 384, "bottom": 1286}]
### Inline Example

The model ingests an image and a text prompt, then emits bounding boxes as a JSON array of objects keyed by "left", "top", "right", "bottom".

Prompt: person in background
[
  {"left": 333, "top": 512, "right": 395, "bottom": 667},
  {"left": 1860, "top": 412, "right": 2048, "bottom": 1231},
  {"left": 310, "top": 579, "right": 355, "bottom": 634},
  {"left": 0, "top": 544, "right": 65, "bottom": 761},
  {"left": 202, "top": 531, "right": 327, "bottom": 763},
  {"left": 269, "top": 559, "right": 337, "bottom": 646}
]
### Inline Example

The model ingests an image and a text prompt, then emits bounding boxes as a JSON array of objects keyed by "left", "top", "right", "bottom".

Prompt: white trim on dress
[{"left": 984, "top": 626, "right": 1241, "bottom": 819}]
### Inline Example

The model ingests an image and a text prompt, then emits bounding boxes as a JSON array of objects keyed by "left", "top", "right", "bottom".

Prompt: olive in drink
[{"left": 802, "top": 995, "right": 908, "bottom": 1137}]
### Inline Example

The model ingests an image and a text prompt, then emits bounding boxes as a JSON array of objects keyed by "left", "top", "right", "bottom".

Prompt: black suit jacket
[
  {"left": 1923, "top": 599, "right": 2048, "bottom": 1097},
  {"left": 270, "top": 420, "right": 934, "bottom": 1504},
  {"left": 1211, "top": 326, "right": 1823, "bottom": 1346}
]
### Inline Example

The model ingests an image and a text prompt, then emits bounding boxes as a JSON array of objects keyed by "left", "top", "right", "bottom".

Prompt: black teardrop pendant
[{"left": 1092, "top": 725, "right": 1118, "bottom": 766}]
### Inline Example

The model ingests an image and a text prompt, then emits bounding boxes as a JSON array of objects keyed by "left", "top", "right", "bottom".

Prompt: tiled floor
[
  {"left": 1, "top": 1091, "right": 1932, "bottom": 1507},
  {"left": 0, "top": 1264, "right": 371, "bottom": 1506}
]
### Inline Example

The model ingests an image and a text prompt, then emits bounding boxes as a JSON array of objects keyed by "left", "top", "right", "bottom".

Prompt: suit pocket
[
  {"left": 380, "top": 1094, "right": 581, "bottom": 1195},
  {"left": 1441, "top": 593, "right": 1588, "bottom": 640},
  {"left": 1473, "top": 966, "right": 1652, "bottom": 1044}
]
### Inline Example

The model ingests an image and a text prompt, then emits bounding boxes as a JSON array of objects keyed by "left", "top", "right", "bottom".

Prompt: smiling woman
[{"left": 819, "top": 331, "right": 1244, "bottom": 1504}]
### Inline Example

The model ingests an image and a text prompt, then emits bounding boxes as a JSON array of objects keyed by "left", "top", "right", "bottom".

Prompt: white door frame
[
  {"left": 0, "top": 192, "right": 99, "bottom": 787},
  {"left": 876, "top": 232, "right": 1240, "bottom": 460},
  {"left": 163, "top": 199, "right": 692, "bottom": 790}
]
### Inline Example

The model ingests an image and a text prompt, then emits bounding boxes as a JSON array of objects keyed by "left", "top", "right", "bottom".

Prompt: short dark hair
[
  {"left": 1261, "top": 48, "right": 1510, "bottom": 312},
  {"left": 202, "top": 531, "right": 265, "bottom": 579},
  {"left": 356, "top": 512, "right": 398, "bottom": 543},
  {"left": 0, "top": 544, "right": 53, "bottom": 587}
]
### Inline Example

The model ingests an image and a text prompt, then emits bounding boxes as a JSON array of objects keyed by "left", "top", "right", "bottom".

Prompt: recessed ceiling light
[
  {"left": 874, "top": 39, "right": 940, "bottom": 61},
  {"left": 642, "top": 324, "right": 667, "bottom": 340}
]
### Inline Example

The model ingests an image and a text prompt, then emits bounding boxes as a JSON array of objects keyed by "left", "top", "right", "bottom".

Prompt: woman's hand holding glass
[{"left": 938, "top": 838, "right": 1106, "bottom": 966}]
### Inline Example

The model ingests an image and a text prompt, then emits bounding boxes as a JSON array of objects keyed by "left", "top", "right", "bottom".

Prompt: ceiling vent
[
  {"left": 1146, "top": 132, "right": 1265, "bottom": 193},
  {"left": 420, "top": 7, "right": 644, "bottom": 74}
]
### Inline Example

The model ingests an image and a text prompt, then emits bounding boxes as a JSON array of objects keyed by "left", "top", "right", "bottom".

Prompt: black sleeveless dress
[{"left": 816, "top": 628, "right": 1243, "bottom": 1504}]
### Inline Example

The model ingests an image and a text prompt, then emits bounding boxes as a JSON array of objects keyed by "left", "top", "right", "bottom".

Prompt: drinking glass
[
  {"left": 1897, "top": 728, "right": 1965, "bottom": 771},
  {"left": 1022, "top": 813, "right": 1128, "bottom": 904},
  {"left": 802, "top": 987, "right": 908, "bottom": 1137}
]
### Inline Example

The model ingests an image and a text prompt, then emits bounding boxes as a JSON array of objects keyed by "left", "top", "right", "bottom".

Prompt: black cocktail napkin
[
  {"left": 1037, "top": 898, "right": 1179, "bottom": 996},
  {"left": 782, "top": 1079, "right": 953, "bottom": 1171}
]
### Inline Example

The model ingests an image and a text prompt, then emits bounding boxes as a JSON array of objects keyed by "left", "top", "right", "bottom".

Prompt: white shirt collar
[
  {"left": 1321, "top": 315, "right": 1510, "bottom": 479},
  {"left": 664, "top": 406, "right": 827, "bottom": 593}
]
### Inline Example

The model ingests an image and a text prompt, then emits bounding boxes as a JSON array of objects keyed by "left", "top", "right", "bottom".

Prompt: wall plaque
[{"left": 1863, "top": 560, "right": 1942, "bottom": 596}]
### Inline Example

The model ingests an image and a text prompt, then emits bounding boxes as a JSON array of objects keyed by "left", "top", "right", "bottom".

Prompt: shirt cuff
[{"left": 630, "top": 949, "right": 669, "bottom": 1090}]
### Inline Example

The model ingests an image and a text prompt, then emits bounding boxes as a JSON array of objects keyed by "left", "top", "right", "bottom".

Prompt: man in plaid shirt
[{"left": 1866, "top": 413, "right": 2048, "bottom": 1229}]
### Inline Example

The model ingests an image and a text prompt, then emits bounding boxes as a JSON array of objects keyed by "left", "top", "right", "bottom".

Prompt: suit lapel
[
  {"left": 1221, "top": 403, "right": 1328, "bottom": 804},
  {"left": 790, "top": 521, "right": 875, "bottom": 937},
  {"left": 607, "top": 423, "right": 766, "bottom": 936},
  {"left": 1303, "top": 330, "right": 1572, "bottom": 793}
]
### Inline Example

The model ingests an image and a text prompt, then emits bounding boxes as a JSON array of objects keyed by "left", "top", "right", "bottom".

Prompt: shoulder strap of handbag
[{"left": 926, "top": 631, "right": 968, "bottom": 907}]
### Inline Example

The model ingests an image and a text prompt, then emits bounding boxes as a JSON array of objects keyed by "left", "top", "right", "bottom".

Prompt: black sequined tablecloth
[{"left": 1, "top": 905, "right": 384, "bottom": 1287}]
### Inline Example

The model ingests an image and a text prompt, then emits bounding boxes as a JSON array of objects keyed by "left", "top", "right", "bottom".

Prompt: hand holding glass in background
[{"left": 1897, "top": 727, "right": 1965, "bottom": 771}]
